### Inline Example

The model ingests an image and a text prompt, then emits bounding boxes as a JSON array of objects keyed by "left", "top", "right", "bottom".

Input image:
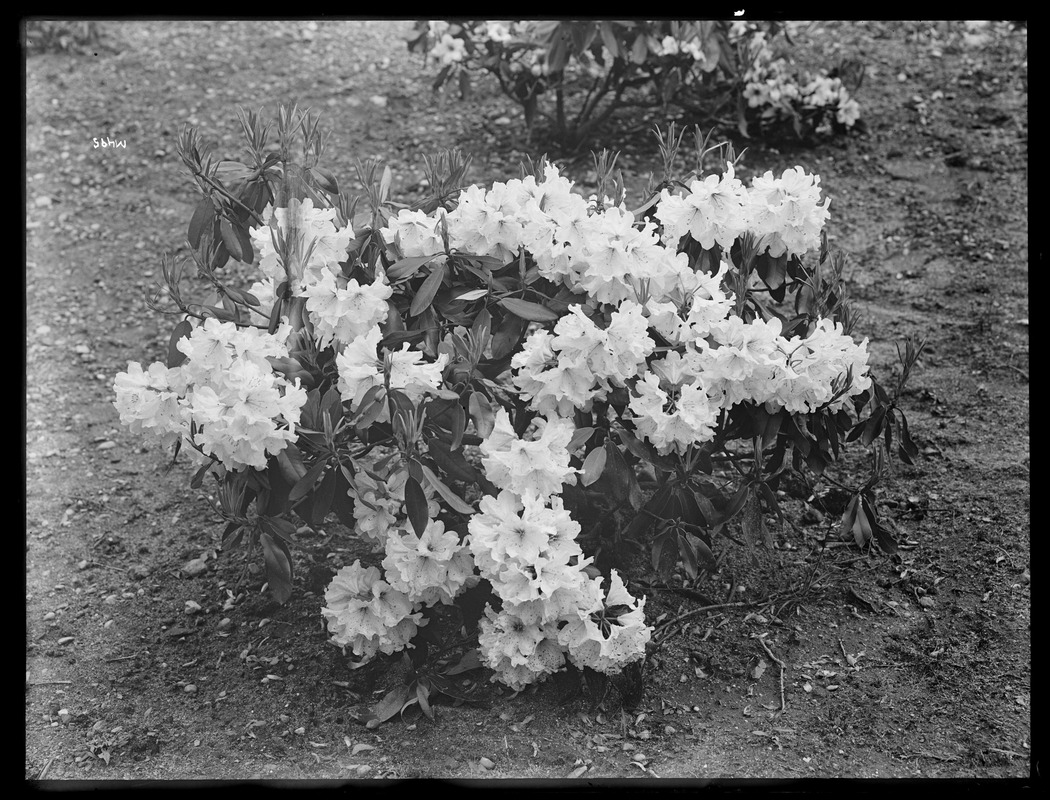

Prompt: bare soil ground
[{"left": 25, "top": 20, "right": 1030, "bottom": 782}]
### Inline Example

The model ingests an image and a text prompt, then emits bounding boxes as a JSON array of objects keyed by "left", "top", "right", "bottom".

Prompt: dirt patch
[{"left": 26, "top": 20, "right": 1029, "bottom": 780}]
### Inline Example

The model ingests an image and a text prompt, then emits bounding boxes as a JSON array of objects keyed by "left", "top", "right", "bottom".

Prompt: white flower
[
  {"left": 558, "top": 570, "right": 650, "bottom": 674},
  {"left": 301, "top": 270, "right": 392, "bottom": 349},
  {"left": 321, "top": 561, "right": 425, "bottom": 661},
  {"left": 249, "top": 198, "right": 352, "bottom": 287},
  {"left": 127, "top": 319, "right": 307, "bottom": 471},
  {"left": 480, "top": 408, "right": 577, "bottom": 498},
  {"left": 747, "top": 167, "right": 830, "bottom": 259},
  {"left": 382, "top": 519, "right": 476, "bottom": 606},
  {"left": 430, "top": 33, "right": 466, "bottom": 66},
  {"left": 335, "top": 325, "right": 384, "bottom": 409},
  {"left": 656, "top": 163, "right": 750, "bottom": 250},
  {"left": 379, "top": 208, "right": 448, "bottom": 258},
  {"left": 112, "top": 361, "right": 186, "bottom": 447},
  {"left": 335, "top": 327, "right": 449, "bottom": 419},
  {"left": 629, "top": 371, "right": 719, "bottom": 456}
]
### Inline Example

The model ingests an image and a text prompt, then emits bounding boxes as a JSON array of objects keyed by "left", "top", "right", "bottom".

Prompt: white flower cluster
[
  {"left": 423, "top": 20, "right": 524, "bottom": 68},
  {"left": 334, "top": 324, "right": 449, "bottom": 422},
  {"left": 381, "top": 160, "right": 868, "bottom": 461},
  {"left": 382, "top": 519, "right": 477, "bottom": 607},
  {"left": 322, "top": 561, "right": 425, "bottom": 660},
  {"left": 113, "top": 318, "right": 307, "bottom": 471},
  {"left": 512, "top": 301, "right": 654, "bottom": 418},
  {"left": 323, "top": 460, "right": 478, "bottom": 660},
  {"left": 249, "top": 197, "right": 353, "bottom": 287},
  {"left": 246, "top": 198, "right": 394, "bottom": 353},
  {"left": 736, "top": 25, "right": 861, "bottom": 130},
  {"left": 655, "top": 164, "right": 751, "bottom": 251},
  {"left": 300, "top": 272, "right": 392, "bottom": 350},
  {"left": 746, "top": 167, "right": 831, "bottom": 259},
  {"left": 649, "top": 32, "right": 708, "bottom": 63},
  {"left": 468, "top": 421, "right": 650, "bottom": 689}
]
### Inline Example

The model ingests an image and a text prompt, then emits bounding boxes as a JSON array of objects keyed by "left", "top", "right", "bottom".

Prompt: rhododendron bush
[
  {"left": 408, "top": 20, "right": 864, "bottom": 148},
  {"left": 115, "top": 106, "right": 921, "bottom": 720}
]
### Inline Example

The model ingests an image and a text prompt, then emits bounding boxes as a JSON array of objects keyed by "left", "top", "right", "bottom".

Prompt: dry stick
[
  {"left": 647, "top": 601, "right": 755, "bottom": 653},
  {"left": 28, "top": 680, "right": 72, "bottom": 686},
  {"left": 1007, "top": 364, "right": 1029, "bottom": 382},
  {"left": 37, "top": 756, "right": 56, "bottom": 780},
  {"left": 756, "top": 636, "right": 786, "bottom": 713}
]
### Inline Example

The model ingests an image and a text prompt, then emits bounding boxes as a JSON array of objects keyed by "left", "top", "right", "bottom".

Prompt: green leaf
[
  {"left": 201, "top": 304, "right": 238, "bottom": 323},
  {"left": 416, "top": 682, "right": 434, "bottom": 720},
  {"left": 405, "top": 476, "right": 429, "bottom": 537},
  {"left": 380, "top": 330, "right": 427, "bottom": 351},
  {"left": 860, "top": 406, "right": 887, "bottom": 447},
  {"left": 757, "top": 482, "right": 784, "bottom": 522},
  {"left": 852, "top": 499, "right": 873, "bottom": 548},
  {"left": 421, "top": 465, "right": 474, "bottom": 515},
  {"left": 276, "top": 444, "right": 308, "bottom": 485},
  {"left": 188, "top": 197, "right": 214, "bottom": 248},
  {"left": 427, "top": 438, "right": 480, "bottom": 484},
  {"left": 321, "top": 386, "right": 344, "bottom": 428},
  {"left": 567, "top": 426, "right": 594, "bottom": 452},
  {"left": 454, "top": 288, "right": 488, "bottom": 302},
  {"left": 762, "top": 410, "right": 785, "bottom": 452},
  {"left": 450, "top": 402, "right": 467, "bottom": 450},
  {"left": 867, "top": 502, "right": 898, "bottom": 554},
  {"left": 602, "top": 440, "right": 633, "bottom": 498},
  {"left": 468, "top": 392, "right": 495, "bottom": 439},
  {"left": 311, "top": 166, "right": 339, "bottom": 195},
  {"left": 259, "top": 532, "right": 293, "bottom": 604},
  {"left": 289, "top": 458, "right": 328, "bottom": 503},
  {"left": 678, "top": 531, "right": 698, "bottom": 580},
  {"left": 374, "top": 684, "right": 412, "bottom": 723},
  {"left": 840, "top": 495, "right": 859, "bottom": 543},
  {"left": 691, "top": 488, "right": 720, "bottom": 528},
  {"left": 446, "top": 648, "right": 483, "bottom": 675},
  {"left": 580, "top": 446, "right": 608, "bottom": 487},
  {"left": 410, "top": 261, "right": 447, "bottom": 317},
  {"left": 167, "top": 319, "right": 193, "bottom": 369},
  {"left": 651, "top": 528, "right": 676, "bottom": 575},
  {"left": 331, "top": 471, "right": 357, "bottom": 529},
  {"left": 311, "top": 468, "right": 337, "bottom": 528},
  {"left": 498, "top": 297, "right": 560, "bottom": 323},
  {"left": 355, "top": 390, "right": 388, "bottom": 433},
  {"left": 599, "top": 21, "right": 621, "bottom": 59},
  {"left": 219, "top": 218, "right": 245, "bottom": 263},
  {"left": 189, "top": 462, "right": 211, "bottom": 489},
  {"left": 686, "top": 530, "right": 716, "bottom": 569},
  {"left": 616, "top": 427, "right": 676, "bottom": 473},
  {"left": 387, "top": 254, "right": 441, "bottom": 282},
  {"left": 490, "top": 312, "right": 528, "bottom": 359},
  {"left": 897, "top": 410, "right": 919, "bottom": 463},
  {"left": 630, "top": 32, "right": 648, "bottom": 63}
]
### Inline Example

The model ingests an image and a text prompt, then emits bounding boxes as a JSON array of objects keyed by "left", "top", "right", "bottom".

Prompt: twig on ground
[
  {"left": 755, "top": 635, "right": 786, "bottom": 712},
  {"left": 37, "top": 756, "right": 56, "bottom": 780},
  {"left": 988, "top": 747, "right": 1022, "bottom": 759},
  {"left": 646, "top": 601, "right": 756, "bottom": 654},
  {"left": 28, "top": 680, "right": 73, "bottom": 686},
  {"left": 910, "top": 751, "right": 960, "bottom": 762},
  {"left": 1006, "top": 364, "right": 1029, "bottom": 382},
  {"left": 104, "top": 655, "right": 138, "bottom": 663}
]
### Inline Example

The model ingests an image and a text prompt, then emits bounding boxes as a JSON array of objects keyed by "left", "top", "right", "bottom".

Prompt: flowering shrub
[
  {"left": 407, "top": 20, "right": 863, "bottom": 148},
  {"left": 115, "top": 106, "right": 921, "bottom": 720}
]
